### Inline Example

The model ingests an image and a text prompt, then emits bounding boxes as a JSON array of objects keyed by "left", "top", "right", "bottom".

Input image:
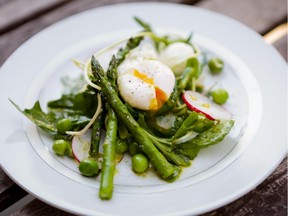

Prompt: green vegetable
[
  {"left": 134, "top": 17, "right": 153, "bottom": 32},
  {"left": 208, "top": 57, "right": 224, "bottom": 74},
  {"left": 128, "top": 141, "right": 142, "bottom": 156},
  {"left": 66, "top": 141, "right": 74, "bottom": 158},
  {"left": 52, "top": 139, "right": 69, "bottom": 156},
  {"left": 115, "top": 37, "right": 143, "bottom": 64},
  {"left": 195, "top": 83, "right": 204, "bottom": 93},
  {"left": 146, "top": 112, "right": 186, "bottom": 137},
  {"left": 90, "top": 107, "right": 104, "bottom": 156},
  {"left": 175, "top": 120, "right": 234, "bottom": 159},
  {"left": 191, "top": 114, "right": 214, "bottom": 133},
  {"left": 79, "top": 158, "right": 99, "bottom": 177},
  {"left": 48, "top": 91, "right": 98, "bottom": 118},
  {"left": 156, "top": 87, "right": 178, "bottom": 116},
  {"left": 137, "top": 115, "right": 190, "bottom": 166},
  {"left": 134, "top": 17, "right": 193, "bottom": 50},
  {"left": 99, "top": 105, "right": 118, "bottom": 200},
  {"left": 56, "top": 118, "right": 72, "bottom": 134},
  {"left": 91, "top": 56, "right": 177, "bottom": 180},
  {"left": 106, "top": 37, "right": 143, "bottom": 90},
  {"left": 115, "top": 139, "right": 129, "bottom": 154},
  {"left": 184, "top": 57, "right": 201, "bottom": 91},
  {"left": 118, "top": 122, "right": 130, "bottom": 139},
  {"left": 132, "top": 154, "right": 149, "bottom": 173},
  {"left": 106, "top": 55, "right": 118, "bottom": 90},
  {"left": 211, "top": 89, "right": 229, "bottom": 105},
  {"left": 10, "top": 100, "right": 61, "bottom": 138},
  {"left": 174, "top": 112, "right": 198, "bottom": 138}
]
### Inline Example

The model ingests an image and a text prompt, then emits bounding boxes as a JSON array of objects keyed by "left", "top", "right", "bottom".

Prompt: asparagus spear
[
  {"left": 99, "top": 105, "right": 118, "bottom": 200},
  {"left": 106, "top": 37, "right": 142, "bottom": 90},
  {"left": 91, "top": 56, "right": 176, "bottom": 180},
  {"left": 90, "top": 106, "right": 104, "bottom": 156}
]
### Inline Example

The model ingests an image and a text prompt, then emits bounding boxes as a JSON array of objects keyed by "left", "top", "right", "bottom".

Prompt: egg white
[{"left": 159, "top": 42, "right": 195, "bottom": 76}]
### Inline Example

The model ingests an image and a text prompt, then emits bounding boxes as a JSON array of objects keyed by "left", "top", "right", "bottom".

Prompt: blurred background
[{"left": 0, "top": 0, "right": 287, "bottom": 216}]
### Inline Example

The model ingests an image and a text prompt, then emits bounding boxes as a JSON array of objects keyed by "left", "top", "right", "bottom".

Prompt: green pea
[
  {"left": 57, "top": 118, "right": 73, "bottom": 134},
  {"left": 208, "top": 57, "right": 224, "bottom": 74},
  {"left": 118, "top": 122, "right": 130, "bottom": 139},
  {"left": 211, "top": 88, "right": 229, "bottom": 104},
  {"left": 52, "top": 139, "right": 69, "bottom": 156},
  {"left": 132, "top": 154, "right": 149, "bottom": 173},
  {"left": 129, "top": 141, "right": 142, "bottom": 156},
  {"left": 195, "top": 83, "right": 204, "bottom": 93},
  {"left": 79, "top": 158, "right": 99, "bottom": 177},
  {"left": 115, "top": 139, "right": 128, "bottom": 154}
]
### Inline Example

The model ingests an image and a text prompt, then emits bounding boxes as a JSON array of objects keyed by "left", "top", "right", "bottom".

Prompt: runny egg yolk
[
  {"left": 134, "top": 69, "right": 167, "bottom": 110},
  {"left": 134, "top": 69, "right": 154, "bottom": 85},
  {"left": 149, "top": 87, "right": 168, "bottom": 110}
]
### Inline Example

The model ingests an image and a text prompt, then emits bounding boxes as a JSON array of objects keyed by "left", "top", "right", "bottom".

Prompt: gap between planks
[{"left": 0, "top": 0, "right": 71, "bottom": 35}]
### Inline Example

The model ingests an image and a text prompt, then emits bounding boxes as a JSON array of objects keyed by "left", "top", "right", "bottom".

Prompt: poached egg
[
  {"left": 117, "top": 58, "right": 175, "bottom": 111},
  {"left": 159, "top": 42, "right": 195, "bottom": 76}
]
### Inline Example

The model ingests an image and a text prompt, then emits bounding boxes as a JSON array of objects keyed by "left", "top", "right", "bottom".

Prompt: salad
[{"left": 12, "top": 18, "right": 234, "bottom": 200}]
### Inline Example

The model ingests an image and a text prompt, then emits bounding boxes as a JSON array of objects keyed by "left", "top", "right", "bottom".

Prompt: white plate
[{"left": 0, "top": 2, "right": 286, "bottom": 216}]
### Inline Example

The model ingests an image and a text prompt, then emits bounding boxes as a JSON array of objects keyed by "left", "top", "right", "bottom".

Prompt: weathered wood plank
[
  {"left": 0, "top": 169, "right": 14, "bottom": 194},
  {"left": 0, "top": 0, "right": 13, "bottom": 7},
  {"left": 0, "top": 0, "right": 184, "bottom": 65},
  {"left": 0, "top": 0, "right": 70, "bottom": 34},
  {"left": 0, "top": 184, "right": 28, "bottom": 212},
  {"left": 10, "top": 199, "right": 75, "bottom": 216},
  {"left": 0, "top": 170, "right": 28, "bottom": 211},
  {"left": 196, "top": 0, "right": 287, "bottom": 35}
]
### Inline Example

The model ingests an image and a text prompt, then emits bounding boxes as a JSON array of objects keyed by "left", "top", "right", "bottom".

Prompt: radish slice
[
  {"left": 182, "top": 91, "right": 232, "bottom": 120},
  {"left": 72, "top": 130, "right": 92, "bottom": 163},
  {"left": 72, "top": 129, "right": 124, "bottom": 164}
]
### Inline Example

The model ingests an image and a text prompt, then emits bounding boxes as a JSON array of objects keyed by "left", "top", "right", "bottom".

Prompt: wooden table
[{"left": 0, "top": 0, "right": 287, "bottom": 215}]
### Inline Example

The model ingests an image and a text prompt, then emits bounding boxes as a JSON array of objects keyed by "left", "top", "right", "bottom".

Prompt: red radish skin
[
  {"left": 183, "top": 97, "right": 215, "bottom": 120},
  {"left": 182, "top": 91, "right": 232, "bottom": 121}
]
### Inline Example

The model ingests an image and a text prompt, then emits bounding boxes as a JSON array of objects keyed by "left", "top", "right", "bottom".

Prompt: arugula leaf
[
  {"left": 10, "top": 90, "right": 99, "bottom": 140},
  {"left": 47, "top": 90, "right": 98, "bottom": 118},
  {"left": 10, "top": 99, "right": 58, "bottom": 136},
  {"left": 174, "top": 120, "right": 234, "bottom": 159}
]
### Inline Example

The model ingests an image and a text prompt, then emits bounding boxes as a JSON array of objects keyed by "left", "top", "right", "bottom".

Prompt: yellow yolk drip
[
  {"left": 149, "top": 87, "right": 167, "bottom": 110},
  {"left": 134, "top": 69, "right": 154, "bottom": 84}
]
